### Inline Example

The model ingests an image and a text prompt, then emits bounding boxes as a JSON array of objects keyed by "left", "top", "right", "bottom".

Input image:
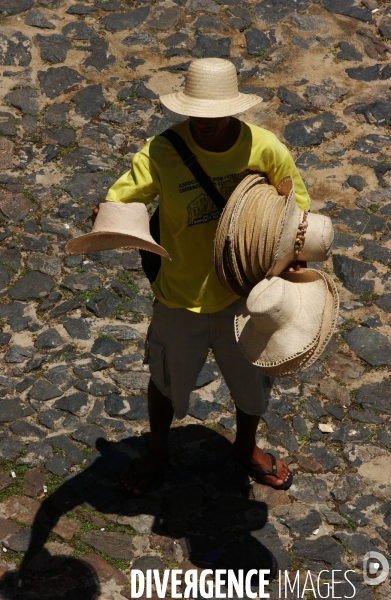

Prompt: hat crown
[
  {"left": 65, "top": 202, "right": 169, "bottom": 258},
  {"left": 184, "top": 58, "right": 239, "bottom": 101},
  {"left": 246, "top": 277, "right": 300, "bottom": 334}
]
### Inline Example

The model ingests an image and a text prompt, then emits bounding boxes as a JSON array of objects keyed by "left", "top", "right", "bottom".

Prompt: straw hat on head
[
  {"left": 234, "top": 269, "right": 339, "bottom": 377},
  {"left": 65, "top": 202, "right": 170, "bottom": 258},
  {"left": 159, "top": 58, "right": 263, "bottom": 118}
]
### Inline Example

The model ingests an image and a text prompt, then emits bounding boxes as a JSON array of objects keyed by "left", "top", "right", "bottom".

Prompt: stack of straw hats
[
  {"left": 214, "top": 174, "right": 334, "bottom": 296},
  {"left": 214, "top": 173, "right": 339, "bottom": 377}
]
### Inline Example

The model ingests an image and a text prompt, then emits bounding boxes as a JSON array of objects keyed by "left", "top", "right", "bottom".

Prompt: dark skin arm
[
  {"left": 92, "top": 200, "right": 108, "bottom": 224},
  {"left": 287, "top": 260, "right": 307, "bottom": 272}
]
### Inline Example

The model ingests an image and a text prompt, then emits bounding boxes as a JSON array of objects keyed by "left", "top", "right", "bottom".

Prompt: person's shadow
[{"left": 0, "top": 425, "right": 285, "bottom": 599}]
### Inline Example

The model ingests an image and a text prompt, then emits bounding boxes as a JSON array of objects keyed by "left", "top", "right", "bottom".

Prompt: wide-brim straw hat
[
  {"left": 160, "top": 58, "right": 263, "bottom": 118},
  {"left": 234, "top": 269, "right": 339, "bottom": 377},
  {"left": 65, "top": 202, "right": 170, "bottom": 257}
]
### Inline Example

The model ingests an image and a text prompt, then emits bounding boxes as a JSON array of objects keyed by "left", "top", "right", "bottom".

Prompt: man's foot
[
  {"left": 232, "top": 442, "right": 291, "bottom": 489},
  {"left": 120, "top": 448, "right": 170, "bottom": 496}
]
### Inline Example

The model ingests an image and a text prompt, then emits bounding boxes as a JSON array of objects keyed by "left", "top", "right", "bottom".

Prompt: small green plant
[
  {"left": 359, "top": 291, "right": 379, "bottom": 304},
  {"left": 97, "top": 331, "right": 115, "bottom": 341},
  {"left": 22, "top": 190, "right": 35, "bottom": 202},
  {"left": 45, "top": 473, "right": 64, "bottom": 495},
  {"left": 349, "top": 388, "right": 358, "bottom": 399},
  {"left": 340, "top": 514, "right": 357, "bottom": 530},
  {"left": 80, "top": 290, "right": 98, "bottom": 302},
  {"left": 58, "top": 142, "right": 78, "bottom": 157},
  {"left": 298, "top": 432, "right": 311, "bottom": 444}
]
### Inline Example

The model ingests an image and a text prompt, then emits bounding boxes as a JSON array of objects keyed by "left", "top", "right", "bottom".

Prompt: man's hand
[
  {"left": 91, "top": 201, "right": 108, "bottom": 224},
  {"left": 286, "top": 261, "right": 307, "bottom": 272}
]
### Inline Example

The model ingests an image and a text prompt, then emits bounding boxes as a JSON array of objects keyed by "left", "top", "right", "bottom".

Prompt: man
[{"left": 94, "top": 58, "right": 311, "bottom": 495}]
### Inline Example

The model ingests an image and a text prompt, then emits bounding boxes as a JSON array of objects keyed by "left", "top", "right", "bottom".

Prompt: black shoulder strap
[{"left": 160, "top": 129, "right": 226, "bottom": 212}]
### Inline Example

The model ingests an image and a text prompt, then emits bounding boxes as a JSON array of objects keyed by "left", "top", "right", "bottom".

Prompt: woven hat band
[
  {"left": 184, "top": 58, "right": 239, "bottom": 101},
  {"left": 247, "top": 277, "right": 300, "bottom": 334}
]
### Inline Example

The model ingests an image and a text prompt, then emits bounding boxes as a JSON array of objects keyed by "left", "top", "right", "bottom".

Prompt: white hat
[
  {"left": 234, "top": 269, "right": 339, "bottom": 377},
  {"left": 159, "top": 58, "right": 263, "bottom": 118},
  {"left": 65, "top": 202, "right": 170, "bottom": 257}
]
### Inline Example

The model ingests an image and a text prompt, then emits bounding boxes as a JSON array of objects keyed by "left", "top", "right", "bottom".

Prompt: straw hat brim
[
  {"left": 160, "top": 93, "right": 263, "bottom": 118},
  {"left": 258, "top": 272, "right": 339, "bottom": 377},
  {"left": 266, "top": 176, "right": 302, "bottom": 277},
  {"left": 214, "top": 174, "right": 260, "bottom": 292},
  {"left": 234, "top": 269, "right": 335, "bottom": 368},
  {"left": 65, "top": 232, "right": 170, "bottom": 257}
]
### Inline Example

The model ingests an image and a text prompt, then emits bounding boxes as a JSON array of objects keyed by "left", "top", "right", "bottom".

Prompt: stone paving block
[
  {"left": 4, "top": 495, "right": 42, "bottom": 526},
  {"left": 16, "top": 441, "right": 53, "bottom": 466},
  {"left": 80, "top": 553, "right": 128, "bottom": 585},
  {"left": 288, "top": 475, "right": 329, "bottom": 503},
  {"left": 292, "top": 535, "right": 344, "bottom": 564},
  {"left": 81, "top": 530, "right": 134, "bottom": 560},
  {"left": 52, "top": 516, "right": 81, "bottom": 541},
  {"left": 45, "top": 455, "right": 71, "bottom": 476},
  {"left": 22, "top": 468, "right": 46, "bottom": 497},
  {"left": 71, "top": 424, "right": 107, "bottom": 447},
  {"left": 29, "top": 380, "right": 63, "bottom": 401},
  {"left": 25, "top": 541, "right": 74, "bottom": 571},
  {"left": 4, "top": 528, "right": 33, "bottom": 552},
  {"left": 46, "top": 434, "right": 84, "bottom": 464},
  {"left": 0, "top": 518, "right": 20, "bottom": 543}
]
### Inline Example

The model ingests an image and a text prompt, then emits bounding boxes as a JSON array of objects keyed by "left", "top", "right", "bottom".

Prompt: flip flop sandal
[{"left": 244, "top": 452, "right": 293, "bottom": 491}]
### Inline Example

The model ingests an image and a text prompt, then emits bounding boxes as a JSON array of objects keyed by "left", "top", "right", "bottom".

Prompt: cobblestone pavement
[{"left": 0, "top": 0, "right": 391, "bottom": 598}]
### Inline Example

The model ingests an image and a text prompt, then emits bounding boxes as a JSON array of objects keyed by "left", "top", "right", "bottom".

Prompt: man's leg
[
  {"left": 233, "top": 405, "right": 290, "bottom": 488},
  {"left": 211, "top": 301, "right": 290, "bottom": 488},
  {"left": 121, "top": 379, "right": 174, "bottom": 495}
]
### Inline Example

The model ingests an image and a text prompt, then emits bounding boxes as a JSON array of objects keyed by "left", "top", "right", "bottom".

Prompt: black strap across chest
[
  {"left": 139, "top": 128, "right": 227, "bottom": 284},
  {"left": 160, "top": 129, "right": 227, "bottom": 211}
]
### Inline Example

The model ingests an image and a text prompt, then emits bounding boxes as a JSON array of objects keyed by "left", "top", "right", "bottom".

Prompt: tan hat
[
  {"left": 65, "top": 202, "right": 170, "bottom": 257},
  {"left": 159, "top": 58, "right": 263, "bottom": 118},
  {"left": 234, "top": 269, "right": 339, "bottom": 377},
  {"left": 267, "top": 176, "right": 334, "bottom": 276}
]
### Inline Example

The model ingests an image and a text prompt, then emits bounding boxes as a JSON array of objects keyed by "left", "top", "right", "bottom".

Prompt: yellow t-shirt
[{"left": 106, "top": 120, "right": 311, "bottom": 313}]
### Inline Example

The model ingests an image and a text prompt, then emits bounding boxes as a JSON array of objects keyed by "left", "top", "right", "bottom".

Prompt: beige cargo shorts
[{"left": 144, "top": 299, "right": 273, "bottom": 420}]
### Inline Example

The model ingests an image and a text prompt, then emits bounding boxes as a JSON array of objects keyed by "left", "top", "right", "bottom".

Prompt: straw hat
[
  {"left": 214, "top": 174, "right": 334, "bottom": 295},
  {"left": 266, "top": 176, "right": 334, "bottom": 276},
  {"left": 65, "top": 202, "right": 170, "bottom": 257},
  {"left": 159, "top": 58, "right": 263, "bottom": 118},
  {"left": 234, "top": 269, "right": 339, "bottom": 377}
]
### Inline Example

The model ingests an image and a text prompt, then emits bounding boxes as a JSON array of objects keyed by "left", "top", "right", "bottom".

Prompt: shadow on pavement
[{"left": 0, "top": 425, "right": 278, "bottom": 599}]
